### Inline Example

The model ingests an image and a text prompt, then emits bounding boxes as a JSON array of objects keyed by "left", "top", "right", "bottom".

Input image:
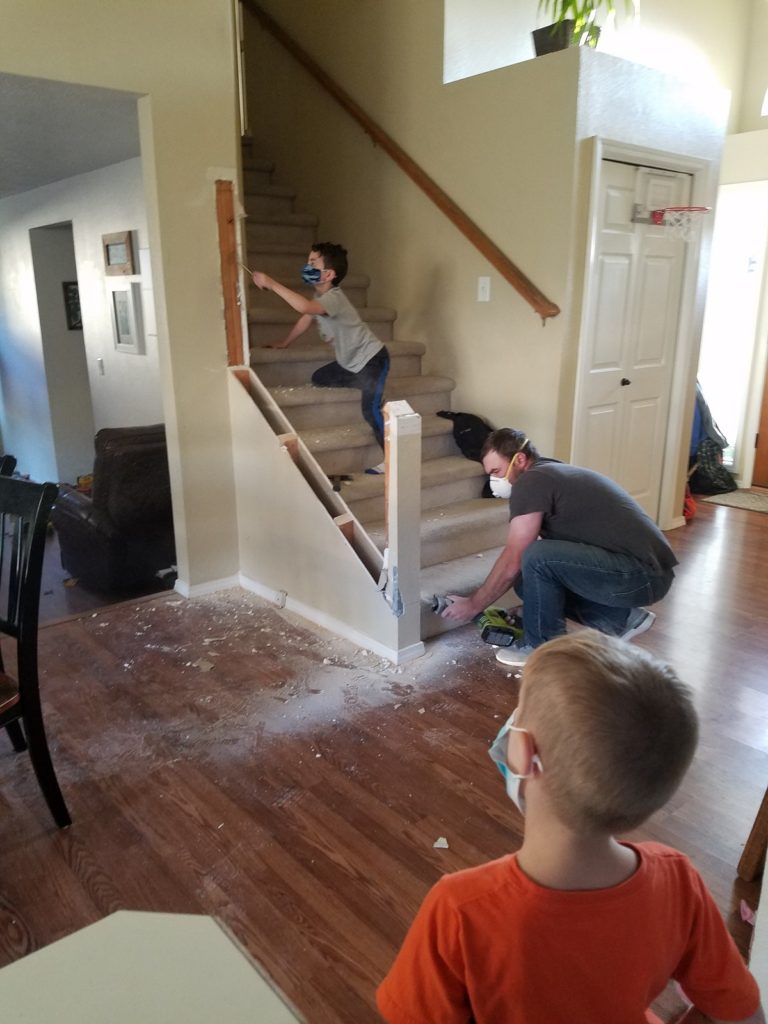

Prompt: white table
[{"left": 0, "top": 911, "right": 305, "bottom": 1023}]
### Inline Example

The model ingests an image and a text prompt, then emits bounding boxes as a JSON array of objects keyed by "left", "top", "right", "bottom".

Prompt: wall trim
[
  {"left": 174, "top": 574, "right": 241, "bottom": 598},
  {"left": 238, "top": 573, "right": 426, "bottom": 665}
]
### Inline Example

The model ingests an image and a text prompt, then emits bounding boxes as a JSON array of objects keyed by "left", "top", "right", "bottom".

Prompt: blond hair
[{"left": 522, "top": 630, "right": 698, "bottom": 834}]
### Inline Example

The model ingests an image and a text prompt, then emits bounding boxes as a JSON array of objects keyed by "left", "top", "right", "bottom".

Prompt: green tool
[{"left": 475, "top": 606, "right": 524, "bottom": 647}]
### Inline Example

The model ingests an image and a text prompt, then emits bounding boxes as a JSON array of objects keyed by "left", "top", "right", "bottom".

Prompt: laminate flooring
[
  {"left": 1, "top": 500, "right": 766, "bottom": 1022},
  {"left": 39, "top": 529, "right": 172, "bottom": 624}
]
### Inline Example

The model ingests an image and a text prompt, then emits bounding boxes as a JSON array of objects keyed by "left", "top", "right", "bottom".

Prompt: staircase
[{"left": 242, "top": 141, "right": 514, "bottom": 639}]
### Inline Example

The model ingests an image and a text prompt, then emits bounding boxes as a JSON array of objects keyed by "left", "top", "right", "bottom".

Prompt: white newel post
[{"left": 383, "top": 400, "right": 424, "bottom": 661}]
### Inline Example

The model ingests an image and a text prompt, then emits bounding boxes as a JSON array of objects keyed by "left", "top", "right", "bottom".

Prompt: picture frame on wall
[
  {"left": 110, "top": 282, "right": 144, "bottom": 354},
  {"left": 102, "top": 230, "right": 136, "bottom": 276},
  {"left": 62, "top": 281, "right": 82, "bottom": 330}
]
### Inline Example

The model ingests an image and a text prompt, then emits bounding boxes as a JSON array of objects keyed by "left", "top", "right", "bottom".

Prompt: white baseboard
[
  {"left": 664, "top": 514, "right": 687, "bottom": 531},
  {"left": 238, "top": 573, "right": 425, "bottom": 665},
  {"left": 174, "top": 574, "right": 240, "bottom": 599}
]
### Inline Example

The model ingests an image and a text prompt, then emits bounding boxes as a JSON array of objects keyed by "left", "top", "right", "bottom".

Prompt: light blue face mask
[
  {"left": 301, "top": 263, "right": 323, "bottom": 285},
  {"left": 488, "top": 708, "right": 543, "bottom": 815}
]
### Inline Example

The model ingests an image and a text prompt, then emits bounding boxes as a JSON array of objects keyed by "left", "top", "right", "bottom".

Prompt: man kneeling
[{"left": 442, "top": 428, "right": 678, "bottom": 667}]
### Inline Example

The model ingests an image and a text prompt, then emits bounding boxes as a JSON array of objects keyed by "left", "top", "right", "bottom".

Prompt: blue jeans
[
  {"left": 311, "top": 347, "right": 390, "bottom": 450},
  {"left": 514, "top": 540, "right": 674, "bottom": 648}
]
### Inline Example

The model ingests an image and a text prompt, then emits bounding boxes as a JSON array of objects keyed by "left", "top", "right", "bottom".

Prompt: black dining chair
[{"left": 0, "top": 475, "right": 71, "bottom": 827}]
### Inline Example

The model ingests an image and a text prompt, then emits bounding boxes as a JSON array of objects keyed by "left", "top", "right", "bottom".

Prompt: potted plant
[{"left": 533, "top": 0, "right": 635, "bottom": 55}]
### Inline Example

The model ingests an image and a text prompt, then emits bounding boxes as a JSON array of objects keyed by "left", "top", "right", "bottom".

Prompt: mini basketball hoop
[{"left": 650, "top": 206, "right": 711, "bottom": 242}]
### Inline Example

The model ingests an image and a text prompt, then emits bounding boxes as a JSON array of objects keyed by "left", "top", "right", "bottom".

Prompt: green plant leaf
[{"left": 537, "top": 0, "right": 635, "bottom": 33}]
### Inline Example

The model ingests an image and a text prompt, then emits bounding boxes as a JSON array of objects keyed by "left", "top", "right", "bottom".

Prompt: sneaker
[
  {"left": 495, "top": 643, "right": 535, "bottom": 668},
  {"left": 365, "top": 461, "right": 386, "bottom": 475},
  {"left": 620, "top": 608, "right": 656, "bottom": 641}
]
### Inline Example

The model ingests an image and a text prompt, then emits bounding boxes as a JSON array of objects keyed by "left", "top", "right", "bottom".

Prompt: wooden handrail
[{"left": 242, "top": 0, "right": 560, "bottom": 322}]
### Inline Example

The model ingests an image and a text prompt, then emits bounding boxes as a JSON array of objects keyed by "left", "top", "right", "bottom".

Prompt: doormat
[{"left": 703, "top": 489, "right": 768, "bottom": 514}]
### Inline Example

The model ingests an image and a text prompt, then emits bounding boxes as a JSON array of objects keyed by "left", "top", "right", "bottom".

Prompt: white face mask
[
  {"left": 489, "top": 476, "right": 513, "bottom": 500},
  {"left": 487, "top": 437, "right": 529, "bottom": 500},
  {"left": 488, "top": 709, "right": 543, "bottom": 815}
]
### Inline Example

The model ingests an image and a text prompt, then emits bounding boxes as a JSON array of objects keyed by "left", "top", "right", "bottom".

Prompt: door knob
[{"left": 620, "top": 378, "right": 632, "bottom": 386}]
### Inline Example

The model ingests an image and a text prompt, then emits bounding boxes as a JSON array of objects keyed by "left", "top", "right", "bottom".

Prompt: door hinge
[{"left": 756, "top": 433, "right": 760, "bottom": 449}]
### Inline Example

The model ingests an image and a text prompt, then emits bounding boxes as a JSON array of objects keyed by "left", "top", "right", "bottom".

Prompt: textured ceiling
[{"left": 0, "top": 73, "right": 141, "bottom": 200}]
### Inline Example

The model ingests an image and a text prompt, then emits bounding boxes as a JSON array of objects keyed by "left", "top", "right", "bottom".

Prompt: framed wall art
[
  {"left": 62, "top": 281, "right": 82, "bottom": 330},
  {"left": 110, "top": 282, "right": 144, "bottom": 354},
  {"left": 102, "top": 230, "right": 136, "bottom": 276}
]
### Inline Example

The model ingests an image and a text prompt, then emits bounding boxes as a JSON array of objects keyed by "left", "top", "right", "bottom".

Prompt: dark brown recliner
[{"left": 51, "top": 424, "right": 176, "bottom": 593}]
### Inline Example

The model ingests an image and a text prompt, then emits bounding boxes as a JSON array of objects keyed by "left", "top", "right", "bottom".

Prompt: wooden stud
[
  {"left": 277, "top": 433, "right": 299, "bottom": 461},
  {"left": 215, "top": 180, "right": 245, "bottom": 367},
  {"left": 334, "top": 513, "right": 355, "bottom": 543}
]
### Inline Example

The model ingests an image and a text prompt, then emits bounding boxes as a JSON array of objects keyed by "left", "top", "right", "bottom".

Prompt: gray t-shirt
[
  {"left": 508, "top": 460, "right": 678, "bottom": 572},
  {"left": 314, "top": 287, "right": 383, "bottom": 373}
]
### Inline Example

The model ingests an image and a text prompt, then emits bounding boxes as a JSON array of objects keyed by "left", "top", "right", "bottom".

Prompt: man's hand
[
  {"left": 441, "top": 595, "right": 479, "bottom": 623},
  {"left": 264, "top": 339, "right": 291, "bottom": 349},
  {"left": 251, "top": 271, "right": 273, "bottom": 290}
]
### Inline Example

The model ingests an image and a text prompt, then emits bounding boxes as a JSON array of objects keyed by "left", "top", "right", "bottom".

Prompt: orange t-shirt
[{"left": 377, "top": 842, "right": 760, "bottom": 1024}]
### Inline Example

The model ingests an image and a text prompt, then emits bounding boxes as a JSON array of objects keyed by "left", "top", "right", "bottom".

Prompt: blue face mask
[
  {"left": 301, "top": 264, "right": 323, "bottom": 285},
  {"left": 488, "top": 708, "right": 543, "bottom": 815}
]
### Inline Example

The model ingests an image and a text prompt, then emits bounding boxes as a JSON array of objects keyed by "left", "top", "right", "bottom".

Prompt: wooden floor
[
  {"left": 39, "top": 529, "right": 171, "bottom": 624},
  {"left": 1, "top": 500, "right": 767, "bottom": 1021}
]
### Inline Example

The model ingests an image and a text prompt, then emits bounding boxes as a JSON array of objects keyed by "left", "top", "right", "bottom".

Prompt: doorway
[
  {"left": 572, "top": 157, "right": 693, "bottom": 520},
  {"left": 29, "top": 222, "right": 96, "bottom": 484},
  {"left": 696, "top": 180, "right": 768, "bottom": 486}
]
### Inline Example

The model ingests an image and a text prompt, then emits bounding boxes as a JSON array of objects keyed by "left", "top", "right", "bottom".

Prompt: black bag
[
  {"left": 437, "top": 410, "right": 492, "bottom": 462},
  {"left": 689, "top": 439, "right": 737, "bottom": 496}
]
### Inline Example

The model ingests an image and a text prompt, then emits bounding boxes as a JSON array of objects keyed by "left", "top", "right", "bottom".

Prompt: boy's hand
[
  {"left": 265, "top": 340, "right": 291, "bottom": 349},
  {"left": 251, "top": 271, "right": 273, "bottom": 290}
]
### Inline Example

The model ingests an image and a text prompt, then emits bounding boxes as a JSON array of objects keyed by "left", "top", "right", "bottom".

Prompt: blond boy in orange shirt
[{"left": 378, "top": 631, "right": 763, "bottom": 1024}]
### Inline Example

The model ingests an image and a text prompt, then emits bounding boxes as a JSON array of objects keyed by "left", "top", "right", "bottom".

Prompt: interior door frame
[
  {"left": 738, "top": 184, "right": 768, "bottom": 489},
  {"left": 574, "top": 137, "right": 716, "bottom": 531}
]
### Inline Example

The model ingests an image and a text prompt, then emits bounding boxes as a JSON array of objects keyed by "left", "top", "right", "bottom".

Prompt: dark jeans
[
  {"left": 311, "top": 347, "right": 390, "bottom": 449},
  {"left": 514, "top": 539, "right": 675, "bottom": 648}
]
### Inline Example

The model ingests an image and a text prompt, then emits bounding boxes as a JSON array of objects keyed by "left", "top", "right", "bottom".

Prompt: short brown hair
[
  {"left": 312, "top": 242, "right": 348, "bottom": 286},
  {"left": 521, "top": 630, "right": 698, "bottom": 835},
  {"left": 480, "top": 428, "right": 539, "bottom": 463}
]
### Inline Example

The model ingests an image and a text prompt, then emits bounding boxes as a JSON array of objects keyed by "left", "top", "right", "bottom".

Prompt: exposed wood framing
[{"left": 216, "top": 179, "right": 245, "bottom": 366}]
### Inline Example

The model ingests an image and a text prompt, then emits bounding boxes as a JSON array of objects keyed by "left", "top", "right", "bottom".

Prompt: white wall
[
  {"left": 721, "top": 129, "right": 768, "bottom": 185},
  {"left": 29, "top": 224, "right": 94, "bottom": 484},
  {"left": 0, "top": 158, "right": 161, "bottom": 481},
  {"left": 444, "top": 0, "right": 538, "bottom": 82},
  {"left": 738, "top": 0, "right": 768, "bottom": 133},
  {"left": 445, "top": 0, "right": 750, "bottom": 132},
  {"left": 0, "top": 223, "right": 57, "bottom": 480}
]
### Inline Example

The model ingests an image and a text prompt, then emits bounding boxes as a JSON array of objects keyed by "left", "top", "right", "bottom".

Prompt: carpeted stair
[{"left": 242, "top": 140, "right": 516, "bottom": 638}]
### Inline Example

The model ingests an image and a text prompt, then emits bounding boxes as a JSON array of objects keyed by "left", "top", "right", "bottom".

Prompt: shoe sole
[
  {"left": 622, "top": 609, "right": 656, "bottom": 642},
  {"left": 495, "top": 650, "right": 528, "bottom": 668}
]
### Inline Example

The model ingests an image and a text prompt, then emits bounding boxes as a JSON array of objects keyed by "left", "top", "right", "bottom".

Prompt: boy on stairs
[{"left": 251, "top": 242, "right": 390, "bottom": 474}]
